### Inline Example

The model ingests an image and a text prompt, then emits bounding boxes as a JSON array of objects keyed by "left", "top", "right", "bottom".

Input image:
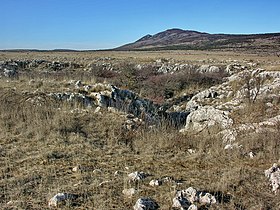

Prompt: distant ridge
[
  {"left": 0, "top": 49, "right": 80, "bottom": 52},
  {"left": 115, "top": 28, "right": 280, "bottom": 51},
  {"left": 2, "top": 29, "right": 280, "bottom": 52}
]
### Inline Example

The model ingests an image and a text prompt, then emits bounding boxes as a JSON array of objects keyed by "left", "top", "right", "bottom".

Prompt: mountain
[
  {"left": 0, "top": 49, "right": 80, "bottom": 52},
  {"left": 115, "top": 28, "right": 280, "bottom": 51}
]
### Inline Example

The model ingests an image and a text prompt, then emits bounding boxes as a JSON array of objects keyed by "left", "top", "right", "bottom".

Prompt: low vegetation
[{"left": 0, "top": 51, "right": 279, "bottom": 209}]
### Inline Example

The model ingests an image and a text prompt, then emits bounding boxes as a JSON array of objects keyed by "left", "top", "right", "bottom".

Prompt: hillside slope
[{"left": 116, "top": 28, "right": 280, "bottom": 51}]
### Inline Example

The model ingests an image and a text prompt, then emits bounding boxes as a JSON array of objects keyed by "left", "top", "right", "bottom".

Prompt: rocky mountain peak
[{"left": 115, "top": 28, "right": 280, "bottom": 51}]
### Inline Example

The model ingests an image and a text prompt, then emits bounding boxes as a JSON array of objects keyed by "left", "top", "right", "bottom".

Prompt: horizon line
[{"left": 1, "top": 29, "right": 280, "bottom": 51}]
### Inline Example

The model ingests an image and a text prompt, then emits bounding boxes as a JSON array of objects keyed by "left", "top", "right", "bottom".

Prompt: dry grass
[
  {"left": 1, "top": 50, "right": 280, "bottom": 67},
  {"left": 0, "top": 51, "right": 280, "bottom": 209},
  {"left": 0, "top": 85, "right": 279, "bottom": 210}
]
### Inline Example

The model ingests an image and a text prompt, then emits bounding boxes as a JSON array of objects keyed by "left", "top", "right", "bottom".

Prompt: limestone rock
[
  {"left": 192, "top": 89, "right": 218, "bottom": 102},
  {"left": 220, "top": 129, "right": 237, "bottom": 144},
  {"left": 75, "top": 80, "right": 82, "bottom": 88},
  {"left": 72, "top": 165, "right": 81, "bottom": 172},
  {"left": 197, "top": 65, "right": 220, "bottom": 73},
  {"left": 122, "top": 188, "right": 137, "bottom": 198},
  {"left": 4, "top": 68, "right": 18, "bottom": 78},
  {"left": 48, "top": 193, "right": 78, "bottom": 207},
  {"left": 180, "top": 187, "right": 198, "bottom": 203},
  {"left": 180, "top": 106, "right": 233, "bottom": 134},
  {"left": 133, "top": 198, "right": 159, "bottom": 210},
  {"left": 174, "top": 187, "right": 216, "bottom": 208},
  {"left": 224, "top": 143, "right": 242, "bottom": 150},
  {"left": 149, "top": 179, "right": 162, "bottom": 187},
  {"left": 187, "top": 204, "right": 198, "bottom": 210},
  {"left": 172, "top": 195, "right": 194, "bottom": 210},
  {"left": 248, "top": 151, "right": 255, "bottom": 158},
  {"left": 128, "top": 171, "right": 149, "bottom": 182},
  {"left": 265, "top": 163, "right": 280, "bottom": 194},
  {"left": 225, "top": 63, "right": 247, "bottom": 75},
  {"left": 123, "top": 116, "right": 144, "bottom": 131},
  {"left": 197, "top": 192, "right": 216, "bottom": 204}
]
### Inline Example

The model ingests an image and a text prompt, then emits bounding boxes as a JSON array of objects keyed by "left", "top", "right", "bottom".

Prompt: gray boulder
[
  {"left": 180, "top": 106, "right": 233, "bottom": 134},
  {"left": 133, "top": 198, "right": 159, "bottom": 210},
  {"left": 173, "top": 187, "right": 216, "bottom": 209},
  {"left": 265, "top": 163, "right": 280, "bottom": 194},
  {"left": 48, "top": 193, "right": 78, "bottom": 207}
]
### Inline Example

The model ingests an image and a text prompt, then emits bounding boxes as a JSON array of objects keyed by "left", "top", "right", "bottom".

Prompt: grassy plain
[{"left": 0, "top": 50, "right": 279, "bottom": 209}]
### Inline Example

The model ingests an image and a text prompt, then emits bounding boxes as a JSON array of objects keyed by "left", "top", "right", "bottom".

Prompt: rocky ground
[{"left": 0, "top": 51, "right": 279, "bottom": 209}]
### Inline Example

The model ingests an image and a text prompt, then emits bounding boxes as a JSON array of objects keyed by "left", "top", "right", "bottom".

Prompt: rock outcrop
[
  {"left": 180, "top": 106, "right": 233, "bottom": 134},
  {"left": 178, "top": 67, "right": 280, "bottom": 147},
  {"left": 48, "top": 81, "right": 189, "bottom": 129},
  {"left": 172, "top": 187, "right": 216, "bottom": 210},
  {"left": 0, "top": 59, "right": 82, "bottom": 75},
  {"left": 3, "top": 58, "right": 280, "bottom": 149},
  {"left": 265, "top": 163, "right": 280, "bottom": 194}
]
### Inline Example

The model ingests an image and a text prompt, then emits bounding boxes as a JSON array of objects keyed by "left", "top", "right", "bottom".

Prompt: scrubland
[{"left": 0, "top": 50, "right": 279, "bottom": 209}]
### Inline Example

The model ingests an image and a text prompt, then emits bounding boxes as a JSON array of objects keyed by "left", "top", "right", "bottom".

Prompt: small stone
[
  {"left": 75, "top": 80, "right": 82, "bottom": 88},
  {"left": 94, "top": 106, "right": 101, "bottom": 113},
  {"left": 248, "top": 151, "right": 255, "bottom": 158},
  {"left": 224, "top": 144, "right": 233, "bottom": 150},
  {"left": 133, "top": 197, "right": 159, "bottom": 210},
  {"left": 48, "top": 193, "right": 77, "bottom": 207},
  {"left": 149, "top": 179, "right": 162, "bottom": 187},
  {"left": 73, "top": 182, "right": 82, "bottom": 187},
  {"left": 7, "top": 201, "right": 13, "bottom": 205},
  {"left": 122, "top": 188, "right": 136, "bottom": 198},
  {"left": 128, "top": 171, "right": 149, "bottom": 182},
  {"left": 114, "top": 170, "right": 121, "bottom": 176},
  {"left": 72, "top": 165, "right": 81, "bottom": 172},
  {"left": 187, "top": 149, "right": 196, "bottom": 154}
]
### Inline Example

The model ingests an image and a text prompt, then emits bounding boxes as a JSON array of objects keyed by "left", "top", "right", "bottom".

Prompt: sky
[{"left": 1, "top": 0, "right": 280, "bottom": 50}]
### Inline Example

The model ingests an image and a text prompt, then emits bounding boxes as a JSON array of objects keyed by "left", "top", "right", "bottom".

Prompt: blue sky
[{"left": 1, "top": 0, "right": 280, "bottom": 50}]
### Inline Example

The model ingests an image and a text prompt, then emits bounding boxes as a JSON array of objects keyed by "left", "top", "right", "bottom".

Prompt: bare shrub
[{"left": 140, "top": 69, "right": 226, "bottom": 103}]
